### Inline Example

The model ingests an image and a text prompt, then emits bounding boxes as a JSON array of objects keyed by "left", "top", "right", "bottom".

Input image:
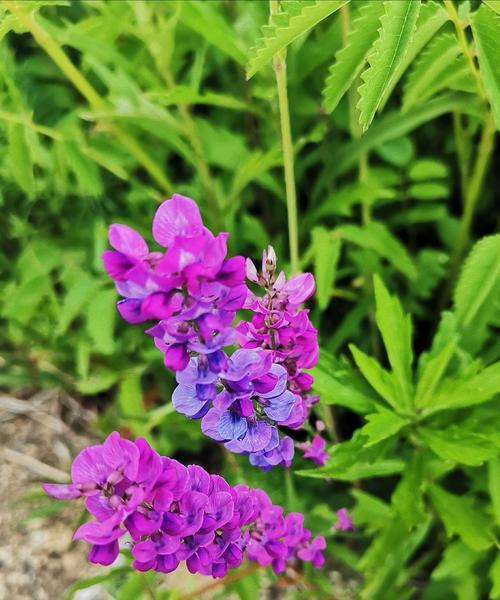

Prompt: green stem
[
  {"left": 452, "top": 111, "right": 469, "bottom": 199},
  {"left": 444, "top": 0, "right": 487, "bottom": 103},
  {"left": 270, "top": 0, "right": 299, "bottom": 274},
  {"left": 451, "top": 112, "right": 496, "bottom": 272},
  {"left": 5, "top": 1, "right": 173, "bottom": 195}
]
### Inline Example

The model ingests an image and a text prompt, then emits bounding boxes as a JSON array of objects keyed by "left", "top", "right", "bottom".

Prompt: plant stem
[
  {"left": 452, "top": 111, "right": 469, "bottom": 199},
  {"left": 270, "top": 0, "right": 299, "bottom": 274},
  {"left": 5, "top": 1, "right": 173, "bottom": 195},
  {"left": 444, "top": 0, "right": 487, "bottom": 103},
  {"left": 450, "top": 112, "right": 496, "bottom": 273}
]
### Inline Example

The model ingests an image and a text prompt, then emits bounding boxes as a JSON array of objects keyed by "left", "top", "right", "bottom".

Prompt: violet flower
[
  {"left": 43, "top": 432, "right": 326, "bottom": 578},
  {"left": 300, "top": 435, "right": 329, "bottom": 466}
]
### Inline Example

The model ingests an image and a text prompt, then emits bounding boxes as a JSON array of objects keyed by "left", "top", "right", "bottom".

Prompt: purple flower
[
  {"left": 334, "top": 508, "right": 354, "bottom": 532},
  {"left": 43, "top": 432, "right": 325, "bottom": 578},
  {"left": 300, "top": 435, "right": 329, "bottom": 466}
]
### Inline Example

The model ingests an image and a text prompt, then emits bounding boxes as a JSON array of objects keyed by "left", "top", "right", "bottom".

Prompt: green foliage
[
  {"left": 1, "top": 0, "right": 499, "bottom": 598},
  {"left": 357, "top": 0, "right": 421, "bottom": 130},
  {"left": 246, "top": 0, "right": 347, "bottom": 79},
  {"left": 471, "top": 4, "right": 500, "bottom": 129}
]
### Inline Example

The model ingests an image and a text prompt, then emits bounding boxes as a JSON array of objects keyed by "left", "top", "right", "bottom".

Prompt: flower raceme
[
  {"left": 43, "top": 433, "right": 326, "bottom": 577},
  {"left": 103, "top": 195, "right": 320, "bottom": 469}
]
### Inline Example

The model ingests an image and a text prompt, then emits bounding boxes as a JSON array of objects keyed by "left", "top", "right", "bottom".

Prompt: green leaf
[
  {"left": 418, "top": 427, "right": 498, "bottom": 466},
  {"left": 408, "top": 158, "right": 448, "bottom": 180},
  {"left": 471, "top": 4, "right": 500, "bottom": 129},
  {"left": 331, "top": 93, "right": 480, "bottom": 176},
  {"left": 296, "top": 431, "right": 404, "bottom": 480},
  {"left": 392, "top": 453, "right": 426, "bottom": 529},
  {"left": 431, "top": 540, "right": 480, "bottom": 581},
  {"left": 415, "top": 338, "right": 457, "bottom": 407},
  {"left": 482, "top": 0, "right": 500, "bottom": 17},
  {"left": 85, "top": 289, "right": 116, "bottom": 355},
  {"left": 359, "top": 407, "right": 409, "bottom": 447},
  {"left": 408, "top": 182, "right": 448, "bottom": 200},
  {"left": 7, "top": 122, "right": 35, "bottom": 197},
  {"left": 378, "top": 0, "right": 450, "bottom": 110},
  {"left": 427, "top": 484, "right": 494, "bottom": 551},
  {"left": 453, "top": 234, "right": 500, "bottom": 327},
  {"left": 357, "top": 0, "right": 421, "bottom": 130},
  {"left": 491, "top": 554, "right": 500, "bottom": 599},
  {"left": 246, "top": 0, "right": 348, "bottom": 79},
  {"left": 312, "top": 351, "right": 378, "bottom": 413},
  {"left": 311, "top": 227, "right": 341, "bottom": 311},
  {"left": 349, "top": 344, "right": 398, "bottom": 409},
  {"left": 420, "top": 361, "right": 500, "bottom": 413},
  {"left": 322, "top": 1, "right": 385, "bottom": 113},
  {"left": 351, "top": 489, "right": 392, "bottom": 529},
  {"left": 64, "top": 567, "right": 133, "bottom": 599},
  {"left": 56, "top": 276, "right": 101, "bottom": 337},
  {"left": 117, "top": 374, "right": 144, "bottom": 420},
  {"left": 374, "top": 135, "right": 414, "bottom": 167},
  {"left": 373, "top": 275, "right": 414, "bottom": 408},
  {"left": 488, "top": 459, "right": 500, "bottom": 527},
  {"left": 338, "top": 221, "right": 417, "bottom": 279},
  {"left": 402, "top": 32, "right": 461, "bottom": 111},
  {"left": 77, "top": 368, "right": 120, "bottom": 395},
  {"left": 178, "top": 1, "right": 246, "bottom": 65}
]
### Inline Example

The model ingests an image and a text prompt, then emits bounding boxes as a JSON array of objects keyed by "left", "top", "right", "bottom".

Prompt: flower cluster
[
  {"left": 238, "top": 246, "right": 319, "bottom": 431},
  {"left": 102, "top": 194, "right": 247, "bottom": 372},
  {"left": 103, "top": 195, "right": 321, "bottom": 470},
  {"left": 43, "top": 432, "right": 326, "bottom": 577}
]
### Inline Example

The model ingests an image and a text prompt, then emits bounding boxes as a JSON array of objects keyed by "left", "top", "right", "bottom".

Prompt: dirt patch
[{"left": 0, "top": 390, "right": 105, "bottom": 600}]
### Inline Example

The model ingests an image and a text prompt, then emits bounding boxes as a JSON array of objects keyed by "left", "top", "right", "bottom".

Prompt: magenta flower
[
  {"left": 334, "top": 508, "right": 354, "bottom": 532},
  {"left": 43, "top": 432, "right": 326, "bottom": 579},
  {"left": 102, "top": 198, "right": 320, "bottom": 471},
  {"left": 300, "top": 435, "right": 329, "bottom": 466}
]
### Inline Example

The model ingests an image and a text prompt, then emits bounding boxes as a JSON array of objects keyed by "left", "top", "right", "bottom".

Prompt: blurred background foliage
[{"left": 0, "top": 0, "right": 499, "bottom": 598}]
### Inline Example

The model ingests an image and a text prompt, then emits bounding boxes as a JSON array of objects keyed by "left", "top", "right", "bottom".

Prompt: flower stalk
[{"left": 270, "top": 0, "right": 299, "bottom": 274}]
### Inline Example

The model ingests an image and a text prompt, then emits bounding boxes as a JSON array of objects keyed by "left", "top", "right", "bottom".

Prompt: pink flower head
[
  {"left": 334, "top": 508, "right": 354, "bottom": 532},
  {"left": 44, "top": 432, "right": 325, "bottom": 578},
  {"left": 300, "top": 435, "right": 329, "bottom": 466}
]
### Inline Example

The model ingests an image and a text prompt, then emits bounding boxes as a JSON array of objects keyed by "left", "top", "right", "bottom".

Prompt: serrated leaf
[
  {"left": 85, "top": 289, "right": 116, "bottom": 355},
  {"left": 419, "top": 427, "right": 498, "bottom": 466},
  {"left": 379, "top": 0, "right": 450, "bottom": 110},
  {"left": 311, "top": 227, "right": 341, "bottom": 311},
  {"left": 322, "top": 1, "right": 385, "bottom": 113},
  {"left": 471, "top": 4, "right": 500, "bottom": 129},
  {"left": 246, "top": 0, "right": 348, "bottom": 79},
  {"left": 402, "top": 32, "right": 461, "bottom": 111},
  {"left": 373, "top": 275, "right": 414, "bottom": 408},
  {"left": 357, "top": 0, "right": 421, "bottom": 130},
  {"left": 454, "top": 234, "right": 500, "bottom": 327},
  {"left": 349, "top": 344, "right": 398, "bottom": 409},
  {"left": 337, "top": 221, "right": 417, "bottom": 279},
  {"left": 427, "top": 484, "right": 494, "bottom": 551}
]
